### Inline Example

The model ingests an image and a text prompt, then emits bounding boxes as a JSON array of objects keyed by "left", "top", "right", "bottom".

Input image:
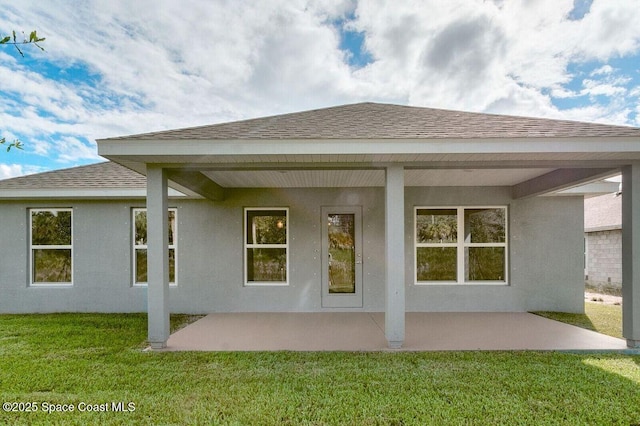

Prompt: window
[
  {"left": 415, "top": 207, "right": 507, "bottom": 284},
  {"left": 30, "top": 208, "right": 73, "bottom": 285},
  {"left": 133, "top": 208, "right": 177, "bottom": 286},
  {"left": 245, "top": 208, "right": 288, "bottom": 285}
]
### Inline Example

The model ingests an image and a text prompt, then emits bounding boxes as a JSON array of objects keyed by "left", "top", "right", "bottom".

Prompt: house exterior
[
  {"left": 1, "top": 102, "right": 639, "bottom": 349},
  {"left": 584, "top": 193, "right": 622, "bottom": 294}
]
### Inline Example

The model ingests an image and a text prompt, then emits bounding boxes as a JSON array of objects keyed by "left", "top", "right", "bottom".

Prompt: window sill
[
  {"left": 29, "top": 283, "right": 73, "bottom": 288},
  {"left": 244, "top": 282, "right": 289, "bottom": 287},
  {"left": 133, "top": 283, "right": 178, "bottom": 287},
  {"left": 415, "top": 282, "right": 509, "bottom": 286}
]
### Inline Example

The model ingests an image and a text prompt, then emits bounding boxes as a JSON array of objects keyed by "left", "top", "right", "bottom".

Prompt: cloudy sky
[{"left": 1, "top": 0, "right": 640, "bottom": 179}]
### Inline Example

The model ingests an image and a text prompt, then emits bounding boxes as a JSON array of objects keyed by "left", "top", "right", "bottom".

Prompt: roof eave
[
  {"left": 0, "top": 188, "right": 193, "bottom": 200},
  {"left": 97, "top": 136, "right": 640, "bottom": 159}
]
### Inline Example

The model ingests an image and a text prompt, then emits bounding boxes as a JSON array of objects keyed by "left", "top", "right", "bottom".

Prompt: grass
[
  {"left": 0, "top": 313, "right": 638, "bottom": 425},
  {"left": 535, "top": 302, "right": 623, "bottom": 339}
]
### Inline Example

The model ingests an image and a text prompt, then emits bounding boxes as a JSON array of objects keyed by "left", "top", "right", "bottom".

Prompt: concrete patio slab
[{"left": 161, "top": 312, "right": 628, "bottom": 352}]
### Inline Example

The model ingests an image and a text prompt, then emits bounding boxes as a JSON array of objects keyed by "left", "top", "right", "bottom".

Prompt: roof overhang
[
  {"left": 98, "top": 136, "right": 640, "bottom": 169},
  {"left": 96, "top": 135, "right": 639, "bottom": 201},
  {"left": 0, "top": 187, "right": 190, "bottom": 200}
]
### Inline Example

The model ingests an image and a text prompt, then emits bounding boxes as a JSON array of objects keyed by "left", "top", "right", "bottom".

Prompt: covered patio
[
  {"left": 161, "top": 312, "right": 629, "bottom": 352},
  {"left": 97, "top": 103, "right": 640, "bottom": 350}
]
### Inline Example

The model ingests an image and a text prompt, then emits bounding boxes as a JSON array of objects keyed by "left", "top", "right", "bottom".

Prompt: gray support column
[
  {"left": 385, "top": 165, "right": 405, "bottom": 348},
  {"left": 147, "top": 165, "right": 170, "bottom": 349},
  {"left": 622, "top": 163, "right": 640, "bottom": 348}
]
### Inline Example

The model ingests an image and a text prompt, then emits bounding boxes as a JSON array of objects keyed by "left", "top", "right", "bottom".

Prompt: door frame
[{"left": 321, "top": 206, "right": 363, "bottom": 308}]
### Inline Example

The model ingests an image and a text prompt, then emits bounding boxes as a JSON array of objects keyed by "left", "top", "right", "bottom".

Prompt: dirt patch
[{"left": 585, "top": 292, "right": 622, "bottom": 306}]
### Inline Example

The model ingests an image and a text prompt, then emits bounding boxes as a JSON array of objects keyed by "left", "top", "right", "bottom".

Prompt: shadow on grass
[
  {"left": 170, "top": 314, "right": 205, "bottom": 333},
  {"left": 532, "top": 311, "right": 597, "bottom": 333},
  {"left": 534, "top": 302, "right": 624, "bottom": 340}
]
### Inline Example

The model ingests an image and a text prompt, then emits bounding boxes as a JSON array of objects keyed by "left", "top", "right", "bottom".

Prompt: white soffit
[
  {"left": 405, "top": 168, "right": 555, "bottom": 186},
  {"left": 203, "top": 170, "right": 385, "bottom": 187},
  {"left": 203, "top": 168, "right": 555, "bottom": 188}
]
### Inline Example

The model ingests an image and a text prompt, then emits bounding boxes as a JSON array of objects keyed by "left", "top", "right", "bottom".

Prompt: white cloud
[
  {"left": 591, "top": 65, "right": 614, "bottom": 76},
  {"left": 55, "top": 136, "right": 101, "bottom": 163},
  {"left": 2, "top": 0, "right": 640, "bottom": 177},
  {"left": 0, "top": 162, "right": 44, "bottom": 180},
  {"left": 349, "top": 0, "right": 640, "bottom": 118},
  {"left": 0, "top": 163, "right": 25, "bottom": 180},
  {"left": 581, "top": 79, "right": 626, "bottom": 97}
]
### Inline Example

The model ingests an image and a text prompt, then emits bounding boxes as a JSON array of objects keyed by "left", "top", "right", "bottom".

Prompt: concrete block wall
[{"left": 585, "top": 229, "right": 622, "bottom": 292}]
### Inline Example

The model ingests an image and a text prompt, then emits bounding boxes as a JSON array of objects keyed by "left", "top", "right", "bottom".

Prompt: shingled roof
[
  {"left": 0, "top": 161, "right": 145, "bottom": 190},
  {"left": 102, "top": 102, "right": 640, "bottom": 141}
]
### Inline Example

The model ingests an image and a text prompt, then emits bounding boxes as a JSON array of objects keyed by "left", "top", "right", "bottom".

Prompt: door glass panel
[{"left": 328, "top": 213, "right": 355, "bottom": 294}]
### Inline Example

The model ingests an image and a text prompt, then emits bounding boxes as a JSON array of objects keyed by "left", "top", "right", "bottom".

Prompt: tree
[
  {"left": 0, "top": 30, "right": 45, "bottom": 56},
  {"left": 0, "top": 137, "right": 23, "bottom": 152},
  {"left": 1, "top": 30, "right": 46, "bottom": 152}
]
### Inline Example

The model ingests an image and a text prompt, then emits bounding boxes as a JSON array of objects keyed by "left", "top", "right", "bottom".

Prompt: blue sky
[{"left": 1, "top": 0, "right": 640, "bottom": 179}]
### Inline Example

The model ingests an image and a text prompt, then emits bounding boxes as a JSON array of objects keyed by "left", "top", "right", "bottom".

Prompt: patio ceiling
[
  {"left": 101, "top": 144, "right": 631, "bottom": 198},
  {"left": 100, "top": 136, "right": 637, "bottom": 200},
  {"left": 202, "top": 168, "right": 558, "bottom": 188},
  {"left": 159, "top": 165, "right": 620, "bottom": 201}
]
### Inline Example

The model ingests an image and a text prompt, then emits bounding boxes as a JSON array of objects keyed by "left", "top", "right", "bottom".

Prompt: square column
[
  {"left": 622, "top": 163, "right": 640, "bottom": 348},
  {"left": 385, "top": 166, "right": 405, "bottom": 348},
  {"left": 146, "top": 165, "right": 170, "bottom": 349}
]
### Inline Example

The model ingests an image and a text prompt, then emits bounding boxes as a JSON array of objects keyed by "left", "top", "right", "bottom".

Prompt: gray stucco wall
[
  {"left": 404, "top": 187, "right": 584, "bottom": 313},
  {"left": 0, "top": 187, "right": 584, "bottom": 314}
]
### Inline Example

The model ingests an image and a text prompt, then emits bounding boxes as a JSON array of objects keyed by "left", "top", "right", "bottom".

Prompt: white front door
[{"left": 321, "top": 206, "right": 363, "bottom": 308}]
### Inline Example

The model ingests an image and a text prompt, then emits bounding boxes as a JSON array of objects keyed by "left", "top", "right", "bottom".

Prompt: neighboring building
[
  {"left": 584, "top": 193, "right": 622, "bottom": 294},
  {"left": 1, "top": 102, "right": 640, "bottom": 349}
]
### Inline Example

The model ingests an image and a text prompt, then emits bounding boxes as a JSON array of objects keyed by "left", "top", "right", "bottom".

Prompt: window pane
[
  {"left": 135, "top": 249, "right": 176, "bottom": 284},
  {"left": 134, "top": 211, "right": 147, "bottom": 245},
  {"left": 416, "top": 209, "right": 457, "bottom": 243},
  {"left": 246, "top": 248, "right": 287, "bottom": 282},
  {"left": 246, "top": 210, "right": 287, "bottom": 245},
  {"left": 135, "top": 210, "right": 175, "bottom": 245},
  {"left": 416, "top": 247, "right": 457, "bottom": 281},
  {"left": 168, "top": 248, "right": 176, "bottom": 283},
  {"left": 466, "top": 247, "right": 505, "bottom": 281},
  {"left": 168, "top": 210, "right": 176, "bottom": 245},
  {"left": 32, "top": 210, "right": 71, "bottom": 245},
  {"left": 33, "top": 249, "right": 72, "bottom": 283},
  {"left": 135, "top": 249, "right": 147, "bottom": 283},
  {"left": 465, "top": 208, "right": 505, "bottom": 243}
]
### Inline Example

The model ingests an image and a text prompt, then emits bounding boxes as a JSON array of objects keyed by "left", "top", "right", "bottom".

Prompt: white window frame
[
  {"left": 414, "top": 206, "right": 508, "bottom": 285},
  {"left": 244, "top": 207, "right": 289, "bottom": 286},
  {"left": 132, "top": 208, "right": 178, "bottom": 287},
  {"left": 29, "top": 208, "right": 73, "bottom": 286}
]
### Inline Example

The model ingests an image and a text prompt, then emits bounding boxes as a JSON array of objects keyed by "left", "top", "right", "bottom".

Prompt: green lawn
[{"left": 1, "top": 313, "right": 639, "bottom": 425}]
